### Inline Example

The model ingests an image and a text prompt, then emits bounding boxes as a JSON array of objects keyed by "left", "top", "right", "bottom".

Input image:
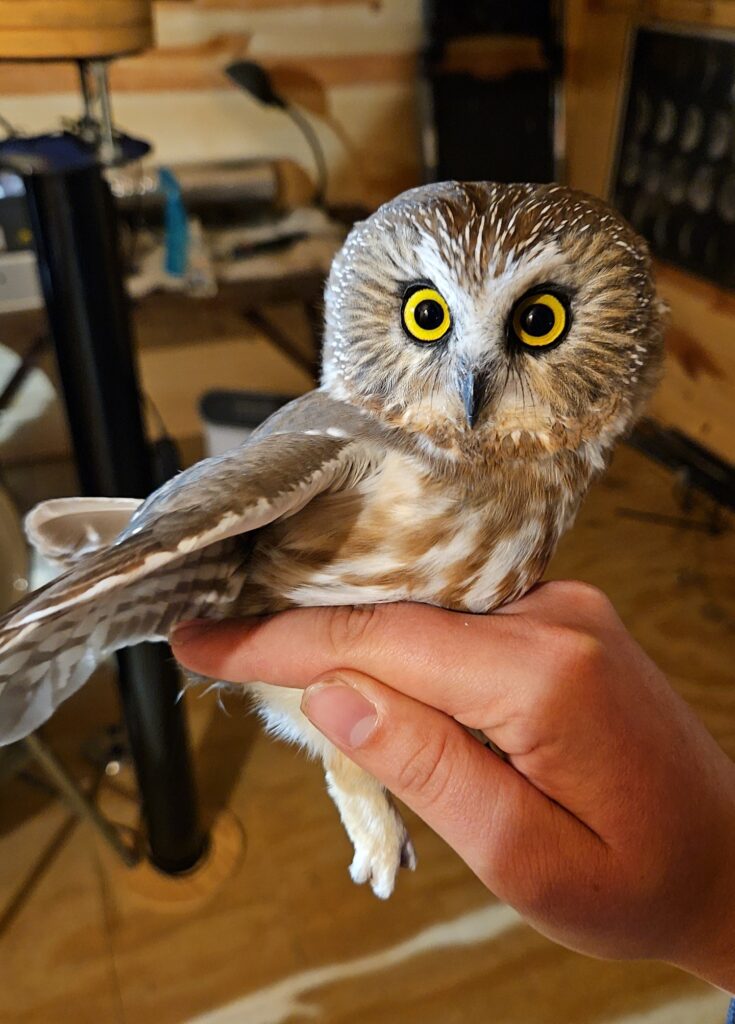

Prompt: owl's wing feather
[
  {"left": 0, "top": 394, "right": 379, "bottom": 744},
  {"left": 25, "top": 497, "right": 144, "bottom": 566}
]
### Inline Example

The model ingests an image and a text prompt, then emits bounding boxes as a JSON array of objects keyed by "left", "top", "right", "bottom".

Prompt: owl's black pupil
[
  {"left": 415, "top": 299, "right": 444, "bottom": 330},
  {"left": 520, "top": 302, "right": 556, "bottom": 337}
]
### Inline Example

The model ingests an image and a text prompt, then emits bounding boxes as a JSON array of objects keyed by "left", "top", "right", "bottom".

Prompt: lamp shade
[
  {"left": 0, "top": 0, "right": 153, "bottom": 60},
  {"left": 225, "top": 61, "right": 285, "bottom": 108}
]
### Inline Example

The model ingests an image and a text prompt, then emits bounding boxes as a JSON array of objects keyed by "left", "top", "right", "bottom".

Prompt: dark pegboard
[
  {"left": 612, "top": 25, "right": 735, "bottom": 289},
  {"left": 430, "top": 73, "right": 556, "bottom": 184},
  {"left": 421, "top": 0, "right": 561, "bottom": 185},
  {"left": 423, "top": 0, "right": 554, "bottom": 41}
]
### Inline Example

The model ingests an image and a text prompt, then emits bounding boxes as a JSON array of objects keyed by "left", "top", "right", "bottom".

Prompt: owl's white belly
[{"left": 262, "top": 450, "right": 549, "bottom": 616}]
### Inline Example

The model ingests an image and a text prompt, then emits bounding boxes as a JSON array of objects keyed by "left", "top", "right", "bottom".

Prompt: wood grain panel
[
  {"left": 154, "top": 0, "right": 422, "bottom": 58},
  {"left": 0, "top": 0, "right": 153, "bottom": 59},
  {"left": 566, "top": 0, "right": 735, "bottom": 462},
  {"left": 0, "top": 40, "right": 415, "bottom": 94},
  {"left": 588, "top": 0, "right": 735, "bottom": 24},
  {"left": 168, "top": 0, "right": 370, "bottom": 8},
  {"left": 0, "top": 33, "right": 249, "bottom": 94},
  {"left": 438, "top": 35, "right": 549, "bottom": 79},
  {"left": 567, "top": 1, "right": 735, "bottom": 196},
  {"left": 565, "top": 0, "right": 631, "bottom": 198},
  {"left": 652, "top": 263, "right": 735, "bottom": 461},
  {"left": 645, "top": 0, "right": 735, "bottom": 28}
]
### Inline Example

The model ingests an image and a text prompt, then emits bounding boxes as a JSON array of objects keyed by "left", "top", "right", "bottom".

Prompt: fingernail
[
  {"left": 301, "top": 680, "right": 378, "bottom": 749},
  {"left": 170, "top": 619, "right": 212, "bottom": 645}
]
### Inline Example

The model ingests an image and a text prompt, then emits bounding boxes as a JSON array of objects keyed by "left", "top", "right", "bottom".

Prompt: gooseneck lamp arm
[
  {"left": 282, "top": 102, "right": 328, "bottom": 206},
  {"left": 225, "top": 60, "right": 328, "bottom": 206}
]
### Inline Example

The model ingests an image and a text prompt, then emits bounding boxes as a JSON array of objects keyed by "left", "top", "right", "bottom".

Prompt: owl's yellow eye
[
  {"left": 511, "top": 291, "right": 569, "bottom": 350},
  {"left": 401, "top": 286, "right": 451, "bottom": 343}
]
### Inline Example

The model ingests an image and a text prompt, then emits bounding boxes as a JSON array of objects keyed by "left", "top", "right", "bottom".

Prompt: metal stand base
[{"left": 23, "top": 733, "right": 138, "bottom": 867}]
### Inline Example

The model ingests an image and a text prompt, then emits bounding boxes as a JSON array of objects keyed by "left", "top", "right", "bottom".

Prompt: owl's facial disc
[
  {"left": 398, "top": 279, "right": 574, "bottom": 429},
  {"left": 457, "top": 285, "right": 573, "bottom": 429},
  {"left": 401, "top": 281, "right": 488, "bottom": 428},
  {"left": 323, "top": 181, "right": 665, "bottom": 460}
]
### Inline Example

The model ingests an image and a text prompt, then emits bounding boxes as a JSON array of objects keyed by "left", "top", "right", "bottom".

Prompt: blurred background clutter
[{"left": 0, "top": 3, "right": 733, "bottom": 1023}]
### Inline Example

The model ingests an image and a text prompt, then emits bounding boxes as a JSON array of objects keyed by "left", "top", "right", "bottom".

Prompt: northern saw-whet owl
[{"left": 0, "top": 181, "right": 665, "bottom": 897}]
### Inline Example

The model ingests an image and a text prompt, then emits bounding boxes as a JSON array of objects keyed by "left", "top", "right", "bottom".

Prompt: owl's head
[{"left": 323, "top": 182, "right": 665, "bottom": 464}]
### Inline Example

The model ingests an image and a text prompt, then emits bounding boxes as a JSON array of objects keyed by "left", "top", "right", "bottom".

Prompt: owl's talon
[
  {"left": 349, "top": 848, "right": 372, "bottom": 886},
  {"left": 400, "top": 835, "right": 417, "bottom": 871}
]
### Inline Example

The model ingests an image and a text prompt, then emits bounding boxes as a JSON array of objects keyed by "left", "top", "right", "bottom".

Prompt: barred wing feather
[{"left": 0, "top": 425, "right": 365, "bottom": 745}]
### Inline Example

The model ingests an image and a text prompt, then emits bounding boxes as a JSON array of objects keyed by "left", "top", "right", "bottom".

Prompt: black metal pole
[{"left": 21, "top": 155, "right": 206, "bottom": 874}]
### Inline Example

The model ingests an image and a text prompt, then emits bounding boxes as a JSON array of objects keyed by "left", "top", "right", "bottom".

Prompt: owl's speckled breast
[{"left": 237, "top": 447, "right": 588, "bottom": 616}]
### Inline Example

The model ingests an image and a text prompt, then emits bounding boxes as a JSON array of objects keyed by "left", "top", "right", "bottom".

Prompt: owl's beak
[{"left": 459, "top": 367, "right": 491, "bottom": 429}]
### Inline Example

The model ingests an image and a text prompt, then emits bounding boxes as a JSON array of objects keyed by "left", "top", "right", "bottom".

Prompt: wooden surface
[
  {"left": 0, "top": 0, "right": 553, "bottom": 212},
  {"left": 433, "top": 34, "right": 548, "bottom": 79},
  {"left": 180, "top": 0, "right": 369, "bottom": 8},
  {"left": 565, "top": 0, "right": 735, "bottom": 464},
  {"left": 0, "top": 282, "right": 316, "bottom": 467},
  {"left": 1, "top": 0, "right": 732, "bottom": 460},
  {"left": 0, "top": 40, "right": 416, "bottom": 94},
  {"left": 122, "top": 810, "right": 245, "bottom": 910},
  {"left": 0, "top": 442, "right": 732, "bottom": 1024},
  {"left": 565, "top": 0, "right": 735, "bottom": 204},
  {"left": 0, "top": 0, "right": 424, "bottom": 209},
  {"left": 0, "top": 0, "right": 153, "bottom": 60},
  {"left": 650, "top": 263, "right": 735, "bottom": 459}
]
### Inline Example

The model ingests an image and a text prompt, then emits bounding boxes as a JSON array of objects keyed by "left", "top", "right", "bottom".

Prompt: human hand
[{"left": 172, "top": 581, "right": 735, "bottom": 992}]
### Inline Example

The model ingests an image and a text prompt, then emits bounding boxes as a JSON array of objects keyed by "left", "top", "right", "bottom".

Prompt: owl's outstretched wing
[
  {"left": 0, "top": 393, "right": 378, "bottom": 745},
  {"left": 25, "top": 497, "right": 144, "bottom": 566}
]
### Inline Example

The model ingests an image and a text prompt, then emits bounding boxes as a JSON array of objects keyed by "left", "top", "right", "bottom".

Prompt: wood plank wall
[
  {"left": 0, "top": 0, "right": 424, "bottom": 211},
  {"left": 1, "top": 0, "right": 732, "bottom": 464},
  {"left": 566, "top": 0, "right": 735, "bottom": 464},
  {"left": 0, "top": 0, "right": 425, "bottom": 469}
]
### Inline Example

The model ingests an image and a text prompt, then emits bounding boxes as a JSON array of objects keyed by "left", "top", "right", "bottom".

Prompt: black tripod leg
[{"left": 22, "top": 162, "right": 206, "bottom": 874}]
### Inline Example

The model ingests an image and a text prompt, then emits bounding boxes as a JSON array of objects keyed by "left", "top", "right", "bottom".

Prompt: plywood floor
[{"left": 1, "top": 444, "right": 733, "bottom": 1024}]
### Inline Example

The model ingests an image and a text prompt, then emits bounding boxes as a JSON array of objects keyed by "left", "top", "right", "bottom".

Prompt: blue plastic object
[{"left": 159, "top": 166, "right": 188, "bottom": 277}]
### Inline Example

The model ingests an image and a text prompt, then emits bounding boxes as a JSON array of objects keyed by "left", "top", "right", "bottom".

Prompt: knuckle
[
  {"left": 545, "top": 620, "right": 603, "bottom": 669},
  {"left": 533, "top": 623, "right": 607, "bottom": 711},
  {"left": 563, "top": 630, "right": 606, "bottom": 679},
  {"left": 323, "top": 604, "right": 381, "bottom": 655},
  {"left": 549, "top": 579, "right": 614, "bottom": 619},
  {"left": 395, "top": 729, "right": 454, "bottom": 807}
]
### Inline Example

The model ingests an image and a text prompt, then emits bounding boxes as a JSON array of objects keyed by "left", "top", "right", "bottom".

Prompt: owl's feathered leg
[
  {"left": 251, "top": 682, "right": 415, "bottom": 898},
  {"left": 323, "top": 747, "right": 416, "bottom": 899}
]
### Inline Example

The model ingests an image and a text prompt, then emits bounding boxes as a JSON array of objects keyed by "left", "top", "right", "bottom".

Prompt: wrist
[
  {"left": 668, "top": 803, "right": 735, "bottom": 993},
  {"left": 670, "top": 932, "right": 735, "bottom": 995}
]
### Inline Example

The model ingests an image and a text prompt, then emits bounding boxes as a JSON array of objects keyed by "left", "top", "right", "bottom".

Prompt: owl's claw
[
  {"left": 400, "top": 834, "right": 417, "bottom": 871},
  {"left": 348, "top": 847, "right": 396, "bottom": 900},
  {"left": 348, "top": 816, "right": 416, "bottom": 899}
]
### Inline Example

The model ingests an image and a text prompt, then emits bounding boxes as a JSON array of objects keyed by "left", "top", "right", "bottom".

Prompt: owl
[{"left": 0, "top": 181, "right": 665, "bottom": 897}]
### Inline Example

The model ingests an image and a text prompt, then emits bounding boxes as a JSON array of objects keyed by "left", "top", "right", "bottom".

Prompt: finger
[
  {"left": 300, "top": 668, "right": 605, "bottom": 910},
  {"left": 171, "top": 602, "right": 533, "bottom": 722}
]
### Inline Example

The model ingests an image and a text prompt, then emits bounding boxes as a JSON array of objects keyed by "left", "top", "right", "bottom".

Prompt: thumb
[{"left": 301, "top": 670, "right": 589, "bottom": 902}]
